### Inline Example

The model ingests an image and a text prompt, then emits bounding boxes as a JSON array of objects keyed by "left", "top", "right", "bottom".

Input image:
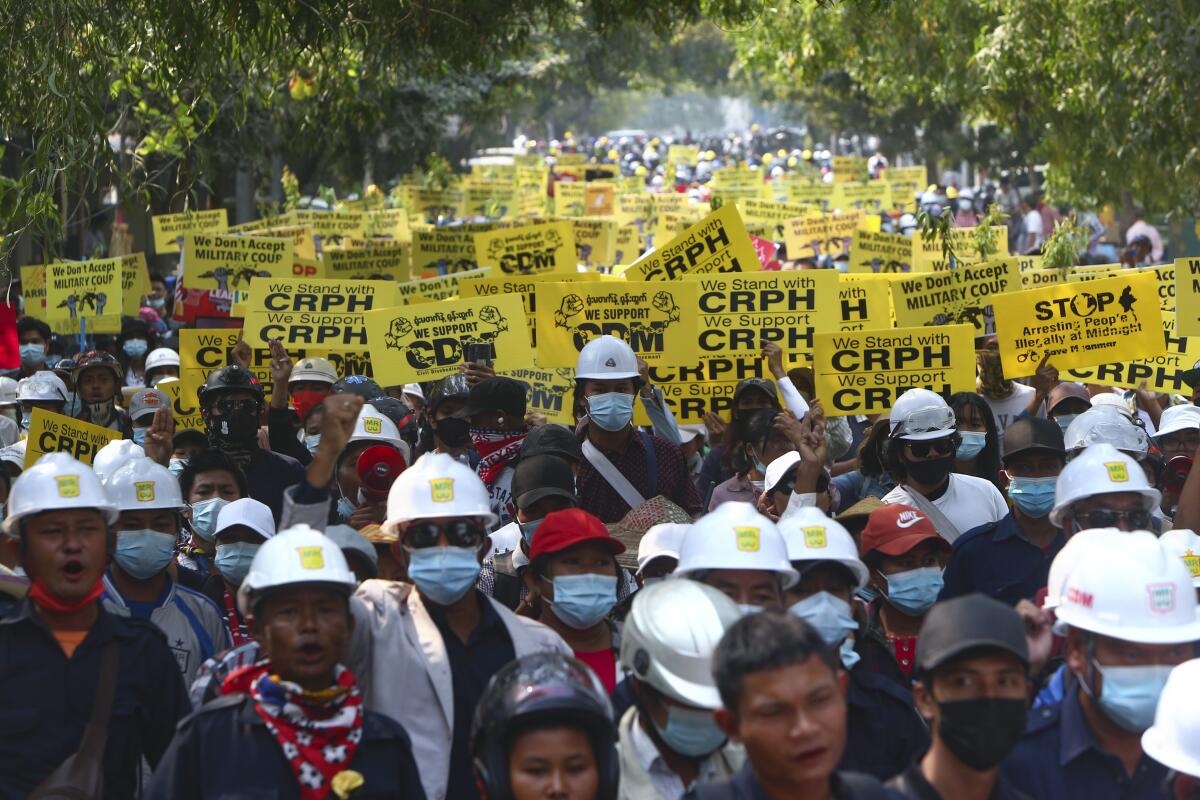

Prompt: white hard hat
[
  {"left": 92, "top": 439, "right": 146, "bottom": 483},
  {"left": 0, "top": 377, "right": 17, "bottom": 406},
  {"left": 764, "top": 450, "right": 801, "bottom": 494},
  {"left": 0, "top": 441, "right": 26, "bottom": 470},
  {"left": 1064, "top": 407, "right": 1149, "bottom": 455},
  {"left": 676, "top": 502, "right": 799, "bottom": 588},
  {"left": 1141, "top": 658, "right": 1200, "bottom": 778},
  {"left": 348, "top": 403, "right": 404, "bottom": 448},
  {"left": 3, "top": 452, "right": 118, "bottom": 534},
  {"left": 1089, "top": 392, "right": 1132, "bottom": 413},
  {"left": 1044, "top": 527, "right": 1124, "bottom": 610},
  {"left": 241, "top": 524, "right": 356, "bottom": 607},
  {"left": 17, "top": 371, "right": 68, "bottom": 403},
  {"left": 103, "top": 457, "right": 185, "bottom": 512},
  {"left": 144, "top": 347, "right": 180, "bottom": 373},
  {"left": 1160, "top": 529, "right": 1200, "bottom": 588},
  {"left": 575, "top": 335, "right": 639, "bottom": 381},
  {"left": 618, "top": 578, "right": 742, "bottom": 709},
  {"left": 1155, "top": 405, "right": 1200, "bottom": 440},
  {"left": 1049, "top": 443, "right": 1161, "bottom": 527},
  {"left": 888, "top": 388, "right": 956, "bottom": 441},
  {"left": 636, "top": 523, "right": 689, "bottom": 575},
  {"left": 324, "top": 524, "right": 379, "bottom": 574},
  {"left": 290, "top": 357, "right": 338, "bottom": 385},
  {"left": 778, "top": 507, "right": 869, "bottom": 590},
  {"left": 215, "top": 498, "right": 276, "bottom": 542},
  {"left": 1054, "top": 531, "right": 1200, "bottom": 644},
  {"left": 383, "top": 451, "right": 497, "bottom": 534},
  {"left": 402, "top": 383, "right": 425, "bottom": 402}
]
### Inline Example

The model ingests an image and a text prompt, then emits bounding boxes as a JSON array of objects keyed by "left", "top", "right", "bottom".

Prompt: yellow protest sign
[
  {"left": 395, "top": 268, "right": 491, "bottom": 305},
  {"left": 464, "top": 181, "right": 518, "bottom": 219},
  {"left": 183, "top": 233, "right": 295, "bottom": 291},
  {"left": 1066, "top": 332, "right": 1198, "bottom": 395},
  {"left": 783, "top": 211, "right": 865, "bottom": 259},
  {"left": 324, "top": 241, "right": 411, "bottom": 281},
  {"left": 286, "top": 211, "right": 367, "bottom": 246},
  {"left": 836, "top": 276, "right": 893, "bottom": 332},
  {"left": 667, "top": 144, "right": 699, "bottom": 167},
  {"left": 584, "top": 183, "right": 615, "bottom": 217},
  {"left": 153, "top": 378, "right": 204, "bottom": 431},
  {"left": 615, "top": 194, "right": 651, "bottom": 232},
  {"left": 848, "top": 230, "right": 913, "bottom": 273},
  {"left": 21, "top": 264, "right": 119, "bottom": 334},
  {"left": 832, "top": 155, "right": 868, "bottom": 182},
  {"left": 782, "top": 178, "right": 835, "bottom": 211},
  {"left": 613, "top": 225, "right": 644, "bottom": 267},
  {"left": 891, "top": 261, "right": 1020, "bottom": 337},
  {"left": 553, "top": 182, "right": 586, "bottom": 217},
  {"left": 884, "top": 166, "right": 927, "bottom": 185},
  {"left": 498, "top": 367, "right": 577, "bottom": 424},
  {"left": 992, "top": 271, "right": 1165, "bottom": 377},
  {"left": 473, "top": 221, "right": 576, "bottom": 276},
  {"left": 534, "top": 281, "right": 700, "bottom": 367},
  {"left": 1175, "top": 258, "right": 1200, "bottom": 337},
  {"left": 151, "top": 209, "right": 229, "bottom": 254},
  {"left": 831, "top": 182, "right": 891, "bottom": 213},
  {"left": 405, "top": 189, "right": 465, "bottom": 224},
  {"left": 120, "top": 253, "right": 151, "bottom": 313},
  {"left": 572, "top": 219, "right": 617, "bottom": 268},
  {"left": 243, "top": 224, "right": 317, "bottom": 262},
  {"left": 412, "top": 228, "right": 485, "bottom": 277},
  {"left": 628, "top": 204, "right": 759, "bottom": 281},
  {"left": 242, "top": 278, "right": 400, "bottom": 351},
  {"left": 363, "top": 209, "right": 412, "bottom": 242},
  {"left": 23, "top": 408, "right": 122, "bottom": 468},
  {"left": 459, "top": 272, "right": 601, "bottom": 348},
  {"left": 813, "top": 325, "right": 977, "bottom": 416},
  {"left": 911, "top": 226, "right": 1008, "bottom": 272},
  {"left": 46, "top": 259, "right": 122, "bottom": 321},
  {"left": 364, "top": 294, "right": 531, "bottom": 383}
]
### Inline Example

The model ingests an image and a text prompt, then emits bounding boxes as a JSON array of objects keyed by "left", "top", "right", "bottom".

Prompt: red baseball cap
[
  {"left": 529, "top": 508, "right": 627, "bottom": 561},
  {"left": 858, "top": 504, "right": 949, "bottom": 558}
]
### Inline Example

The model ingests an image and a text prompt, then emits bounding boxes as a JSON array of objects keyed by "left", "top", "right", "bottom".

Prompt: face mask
[
  {"left": 520, "top": 517, "right": 544, "bottom": 546},
  {"left": 336, "top": 496, "right": 356, "bottom": 523},
  {"left": 587, "top": 392, "right": 635, "bottom": 432},
  {"left": 123, "top": 339, "right": 149, "bottom": 358},
  {"left": 290, "top": 390, "right": 326, "bottom": 421},
  {"left": 738, "top": 604, "right": 764, "bottom": 616},
  {"left": 546, "top": 573, "right": 617, "bottom": 629},
  {"left": 114, "top": 529, "right": 177, "bottom": 580},
  {"left": 1007, "top": 476, "right": 1057, "bottom": 518},
  {"left": 687, "top": 452, "right": 703, "bottom": 474},
  {"left": 147, "top": 296, "right": 167, "bottom": 310},
  {"left": 788, "top": 591, "right": 859, "bottom": 646},
  {"left": 85, "top": 398, "right": 115, "bottom": 425},
  {"left": 190, "top": 497, "right": 230, "bottom": 542},
  {"left": 955, "top": 431, "right": 986, "bottom": 460},
  {"left": 1089, "top": 662, "right": 1173, "bottom": 733},
  {"left": 434, "top": 416, "right": 471, "bottom": 448},
  {"left": 215, "top": 541, "right": 260, "bottom": 585},
  {"left": 207, "top": 403, "right": 260, "bottom": 444},
  {"left": 905, "top": 454, "right": 955, "bottom": 486},
  {"left": 407, "top": 546, "right": 481, "bottom": 606},
  {"left": 653, "top": 704, "right": 727, "bottom": 757},
  {"left": 19, "top": 343, "right": 45, "bottom": 367},
  {"left": 1054, "top": 414, "right": 1078, "bottom": 435},
  {"left": 132, "top": 427, "right": 147, "bottom": 446},
  {"left": 839, "top": 637, "right": 861, "bottom": 670},
  {"left": 884, "top": 566, "right": 943, "bottom": 616},
  {"left": 168, "top": 457, "right": 187, "bottom": 477},
  {"left": 304, "top": 433, "right": 321, "bottom": 455},
  {"left": 937, "top": 698, "right": 1028, "bottom": 770}
]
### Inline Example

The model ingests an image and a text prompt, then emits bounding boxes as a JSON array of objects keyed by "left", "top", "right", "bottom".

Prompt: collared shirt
[
  {"left": 427, "top": 591, "right": 516, "bottom": 800},
  {"left": 1001, "top": 678, "right": 1172, "bottom": 800},
  {"left": 683, "top": 763, "right": 900, "bottom": 800},
  {"left": 578, "top": 431, "right": 703, "bottom": 523},
  {"left": 630, "top": 710, "right": 693, "bottom": 799},
  {"left": 941, "top": 512, "right": 1065, "bottom": 606},
  {"left": 708, "top": 473, "right": 759, "bottom": 512},
  {"left": 888, "top": 761, "right": 1033, "bottom": 800}
]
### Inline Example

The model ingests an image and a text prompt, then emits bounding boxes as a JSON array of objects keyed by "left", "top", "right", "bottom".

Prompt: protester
[
  {"left": 1048, "top": 443, "right": 1161, "bottom": 533},
  {"left": 1041, "top": 381, "right": 1092, "bottom": 434},
  {"left": 697, "top": 378, "right": 782, "bottom": 498},
  {"left": 949, "top": 392, "right": 1002, "bottom": 490},
  {"left": 1140, "top": 658, "right": 1200, "bottom": 798},
  {"left": 1125, "top": 207, "right": 1164, "bottom": 263},
  {"left": 762, "top": 449, "right": 833, "bottom": 519},
  {"left": 143, "top": 346, "right": 180, "bottom": 387},
  {"left": 176, "top": 448, "right": 247, "bottom": 579},
  {"left": 116, "top": 317, "right": 154, "bottom": 387},
  {"left": 331, "top": 402, "right": 410, "bottom": 527},
  {"left": 128, "top": 387, "right": 171, "bottom": 447},
  {"left": 709, "top": 408, "right": 798, "bottom": 511},
  {"left": 463, "top": 376, "right": 530, "bottom": 528},
  {"left": 266, "top": 346, "right": 339, "bottom": 465},
  {"left": 72, "top": 350, "right": 133, "bottom": 435},
  {"left": 419, "top": 373, "right": 473, "bottom": 460},
  {"left": 976, "top": 345, "right": 1037, "bottom": 439},
  {"left": 201, "top": 497, "right": 277, "bottom": 646},
  {"left": 15, "top": 317, "right": 53, "bottom": 379},
  {"left": 635, "top": 522, "right": 687, "bottom": 585}
]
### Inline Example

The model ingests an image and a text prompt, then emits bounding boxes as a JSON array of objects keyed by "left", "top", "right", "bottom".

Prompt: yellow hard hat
[
  {"left": 777, "top": 148, "right": 787, "bottom": 159},
  {"left": 787, "top": 157, "right": 798, "bottom": 168},
  {"left": 564, "top": 131, "right": 574, "bottom": 139},
  {"left": 802, "top": 149, "right": 813, "bottom": 160},
  {"left": 926, "top": 184, "right": 939, "bottom": 194},
  {"left": 762, "top": 153, "right": 775, "bottom": 165},
  {"left": 598, "top": 136, "right": 609, "bottom": 144},
  {"left": 751, "top": 124, "right": 761, "bottom": 132},
  {"left": 946, "top": 186, "right": 958, "bottom": 199},
  {"left": 651, "top": 137, "right": 661, "bottom": 146},
  {"left": 705, "top": 150, "right": 717, "bottom": 161},
  {"left": 635, "top": 165, "right": 648, "bottom": 176},
  {"left": 607, "top": 149, "right": 619, "bottom": 161}
]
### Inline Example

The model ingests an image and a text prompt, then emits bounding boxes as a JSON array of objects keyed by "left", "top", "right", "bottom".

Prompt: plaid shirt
[{"left": 577, "top": 432, "right": 703, "bottom": 523}]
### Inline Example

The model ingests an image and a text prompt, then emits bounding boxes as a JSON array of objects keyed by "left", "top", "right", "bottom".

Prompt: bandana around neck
[{"left": 472, "top": 428, "right": 526, "bottom": 485}]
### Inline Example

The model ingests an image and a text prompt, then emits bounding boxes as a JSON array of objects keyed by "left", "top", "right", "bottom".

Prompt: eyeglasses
[
  {"left": 1074, "top": 508, "right": 1152, "bottom": 530},
  {"left": 904, "top": 436, "right": 959, "bottom": 458},
  {"left": 1159, "top": 433, "right": 1200, "bottom": 454},
  {"left": 405, "top": 520, "right": 486, "bottom": 549}
]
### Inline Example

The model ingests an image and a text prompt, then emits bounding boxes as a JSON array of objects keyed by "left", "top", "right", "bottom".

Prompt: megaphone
[{"left": 356, "top": 445, "right": 407, "bottom": 504}]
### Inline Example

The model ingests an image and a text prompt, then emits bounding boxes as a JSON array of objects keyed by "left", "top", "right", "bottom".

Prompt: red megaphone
[{"left": 356, "top": 445, "right": 407, "bottom": 503}]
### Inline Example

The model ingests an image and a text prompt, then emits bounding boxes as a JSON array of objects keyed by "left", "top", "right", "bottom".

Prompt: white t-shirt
[
  {"left": 1023, "top": 210, "right": 1044, "bottom": 249},
  {"left": 882, "top": 473, "right": 1009, "bottom": 543},
  {"left": 984, "top": 382, "right": 1038, "bottom": 439}
]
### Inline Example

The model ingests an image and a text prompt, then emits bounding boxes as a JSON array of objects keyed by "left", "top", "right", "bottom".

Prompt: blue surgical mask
[
  {"left": 147, "top": 296, "right": 167, "bottom": 310},
  {"left": 956, "top": 431, "right": 986, "bottom": 460},
  {"left": 1090, "top": 662, "right": 1173, "bottom": 733},
  {"left": 653, "top": 704, "right": 727, "bottom": 757},
  {"left": 336, "top": 496, "right": 356, "bottom": 523},
  {"left": 839, "top": 637, "right": 861, "bottom": 670},
  {"left": 114, "top": 529, "right": 177, "bottom": 580},
  {"left": 123, "top": 339, "right": 149, "bottom": 358},
  {"left": 215, "top": 541, "right": 260, "bottom": 585},
  {"left": 168, "top": 457, "right": 187, "bottom": 477},
  {"left": 407, "top": 546, "right": 481, "bottom": 606},
  {"left": 520, "top": 517, "right": 544, "bottom": 546},
  {"left": 884, "top": 566, "right": 943, "bottom": 616},
  {"left": 1007, "top": 476, "right": 1058, "bottom": 519},
  {"left": 131, "top": 427, "right": 147, "bottom": 446},
  {"left": 587, "top": 392, "right": 635, "bottom": 432},
  {"left": 18, "top": 343, "right": 45, "bottom": 367},
  {"left": 304, "top": 433, "right": 321, "bottom": 455},
  {"left": 788, "top": 590, "right": 859, "bottom": 646},
  {"left": 547, "top": 573, "right": 617, "bottom": 629},
  {"left": 190, "top": 497, "right": 230, "bottom": 542},
  {"left": 1054, "top": 414, "right": 1078, "bottom": 435}
]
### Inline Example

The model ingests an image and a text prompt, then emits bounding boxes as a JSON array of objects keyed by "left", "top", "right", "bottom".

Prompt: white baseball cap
[
  {"left": 636, "top": 523, "right": 689, "bottom": 575},
  {"left": 214, "top": 498, "right": 276, "bottom": 542}
]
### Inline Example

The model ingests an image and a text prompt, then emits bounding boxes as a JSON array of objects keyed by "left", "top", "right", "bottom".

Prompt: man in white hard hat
[
  {"left": 345, "top": 451, "right": 568, "bottom": 800},
  {"left": 147, "top": 526, "right": 425, "bottom": 799},
  {"left": 1153, "top": 405, "right": 1200, "bottom": 517},
  {"left": 142, "top": 346, "right": 180, "bottom": 387},
  {"left": 0, "top": 376, "right": 19, "bottom": 428},
  {"left": 1141, "top": 658, "right": 1200, "bottom": 797},
  {"left": 1049, "top": 443, "right": 1162, "bottom": 533},
  {"left": 1002, "top": 532, "right": 1200, "bottom": 799},
  {"left": 100, "top": 456, "right": 230, "bottom": 684},
  {"left": 617, "top": 580, "right": 746, "bottom": 799},
  {"left": 881, "top": 388, "right": 1009, "bottom": 542},
  {"left": 332, "top": 401, "right": 410, "bottom": 527},
  {"left": 675, "top": 502, "right": 798, "bottom": 613},
  {"left": 573, "top": 335, "right": 702, "bottom": 523},
  {"left": 16, "top": 369, "right": 69, "bottom": 428},
  {"left": 0, "top": 453, "right": 189, "bottom": 798}
]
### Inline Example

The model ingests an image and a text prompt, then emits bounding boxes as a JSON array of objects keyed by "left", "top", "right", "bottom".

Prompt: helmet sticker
[
  {"left": 55, "top": 475, "right": 80, "bottom": 498},
  {"left": 296, "top": 546, "right": 326, "bottom": 570},
  {"left": 364, "top": 418, "right": 382, "bottom": 434},
  {"left": 135, "top": 481, "right": 156, "bottom": 502},
  {"left": 1147, "top": 582, "right": 1176, "bottom": 614},
  {"left": 429, "top": 478, "right": 455, "bottom": 503},
  {"left": 1103, "top": 461, "right": 1128, "bottom": 482},
  {"left": 803, "top": 526, "right": 827, "bottom": 548},
  {"left": 735, "top": 526, "right": 760, "bottom": 552}
]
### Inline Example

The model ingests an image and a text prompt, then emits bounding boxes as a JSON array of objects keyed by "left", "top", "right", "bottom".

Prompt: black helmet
[
  {"left": 471, "top": 652, "right": 617, "bottom": 800},
  {"left": 329, "top": 375, "right": 384, "bottom": 401},
  {"left": 365, "top": 395, "right": 417, "bottom": 439},
  {"left": 198, "top": 365, "right": 264, "bottom": 408},
  {"left": 71, "top": 350, "right": 123, "bottom": 386},
  {"left": 427, "top": 373, "right": 471, "bottom": 415}
]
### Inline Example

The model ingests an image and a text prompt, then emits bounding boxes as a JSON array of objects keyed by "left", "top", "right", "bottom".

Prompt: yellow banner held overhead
[
  {"left": 1175, "top": 258, "right": 1200, "bottom": 337},
  {"left": 783, "top": 211, "right": 866, "bottom": 260},
  {"left": 836, "top": 276, "right": 893, "bottom": 332},
  {"left": 363, "top": 294, "right": 531, "bottom": 384},
  {"left": 458, "top": 272, "right": 601, "bottom": 348},
  {"left": 831, "top": 155, "right": 867, "bottom": 182},
  {"left": 628, "top": 204, "right": 759, "bottom": 281},
  {"left": 411, "top": 228, "right": 485, "bottom": 277},
  {"left": 848, "top": 230, "right": 913, "bottom": 274},
  {"left": 473, "top": 221, "right": 576, "bottom": 276},
  {"left": 46, "top": 259, "right": 122, "bottom": 321},
  {"left": 534, "top": 281, "right": 700, "bottom": 368},
  {"left": 613, "top": 225, "right": 644, "bottom": 267},
  {"left": 152, "top": 377, "right": 204, "bottom": 432},
  {"left": 572, "top": 218, "right": 617, "bottom": 268},
  {"left": 243, "top": 224, "right": 317, "bottom": 261},
  {"left": 23, "top": 408, "right": 122, "bottom": 469},
  {"left": 363, "top": 209, "right": 412, "bottom": 242},
  {"left": 183, "top": 233, "right": 295, "bottom": 291},
  {"left": 553, "top": 182, "right": 586, "bottom": 217},
  {"left": 242, "top": 278, "right": 400, "bottom": 351},
  {"left": 498, "top": 367, "right": 578, "bottom": 424},
  {"left": 151, "top": 209, "right": 229, "bottom": 255},
  {"left": 120, "top": 253, "right": 151, "bottom": 314},
  {"left": 1066, "top": 332, "right": 1199, "bottom": 396},
  {"left": 891, "top": 260, "right": 1020, "bottom": 337},
  {"left": 405, "top": 188, "right": 466, "bottom": 225},
  {"left": 992, "top": 270, "right": 1165, "bottom": 377},
  {"left": 395, "top": 267, "right": 492, "bottom": 305},
  {"left": 830, "top": 182, "right": 891, "bottom": 213},
  {"left": 323, "top": 241, "right": 411, "bottom": 282},
  {"left": 911, "top": 226, "right": 1008, "bottom": 272},
  {"left": 813, "top": 325, "right": 977, "bottom": 416},
  {"left": 287, "top": 210, "right": 368, "bottom": 244}
]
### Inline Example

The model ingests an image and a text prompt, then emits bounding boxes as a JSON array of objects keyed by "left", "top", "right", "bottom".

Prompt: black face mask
[
  {"left": 204, "top": 398, "right": 260, "bottom": 446},
  {"left": 905, "top": 454, "right": 955, "bottom": 486},
  {"left": 434, "top": 416, "right": 470, "bottom": 448},
  {"left": 937, "top": 698, "right": 1027, "bottom": 771}
]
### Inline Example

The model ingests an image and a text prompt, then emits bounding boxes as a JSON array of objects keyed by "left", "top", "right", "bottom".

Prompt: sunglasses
[
  {"left": 904, "top": 435, "right": 960, "bottom": 458},
  {"left": 1074, "top": 508, "right": 1152, "bottom": 530},
  {"left": 405, "top": 520, "right": 486, "bottom": 549}
]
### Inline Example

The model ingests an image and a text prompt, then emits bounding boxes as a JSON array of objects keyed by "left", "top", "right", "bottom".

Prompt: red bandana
[
  {"left": 472, "top": 430, "right": 526, "bottom": 486},
  {"left": 29, "top": 577, "right": 105, "bottom": 614}
]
